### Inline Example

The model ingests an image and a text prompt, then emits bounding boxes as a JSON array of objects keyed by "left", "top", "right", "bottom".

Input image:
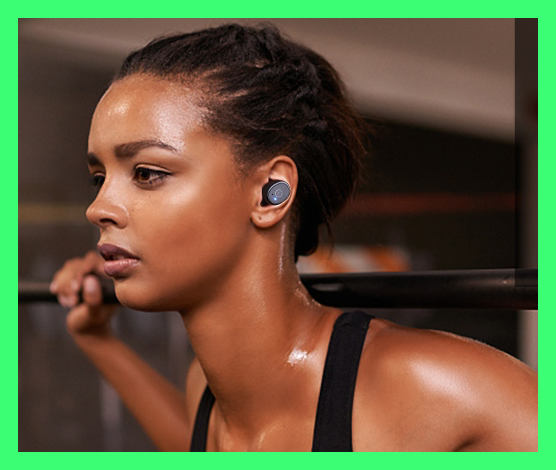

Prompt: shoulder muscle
[{"left": 354, "top": 321, "right": 537, "bottom": 451}]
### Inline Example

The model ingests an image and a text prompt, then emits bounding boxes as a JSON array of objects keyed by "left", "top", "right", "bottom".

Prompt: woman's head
[
  {"left": 112, "top": 23, "right": 368, "bottom": 261},
  {"left": 88, "top": 73, "right": 286, "bottom": 311}
]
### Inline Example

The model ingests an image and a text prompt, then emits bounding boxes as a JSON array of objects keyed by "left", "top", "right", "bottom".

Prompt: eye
[
  {"left": 89, "top": 173, "right": 105, "bottom": 189},
  {"left": 134, "top": 167, "right": 169, "bottom": 186}
]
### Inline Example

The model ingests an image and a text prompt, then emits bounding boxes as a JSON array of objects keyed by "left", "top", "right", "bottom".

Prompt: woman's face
[{"left": 86, "top": 74, "right": 255, "bottom": 311}]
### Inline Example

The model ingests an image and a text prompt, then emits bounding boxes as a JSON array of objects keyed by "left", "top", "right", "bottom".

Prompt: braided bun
[{"left": 115, "top": 23, "right": 369, "bottom": 261}]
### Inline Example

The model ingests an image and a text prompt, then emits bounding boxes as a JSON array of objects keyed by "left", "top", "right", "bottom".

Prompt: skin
[{"left": 50, "top": 74, "right": 537, "bottom": 452}]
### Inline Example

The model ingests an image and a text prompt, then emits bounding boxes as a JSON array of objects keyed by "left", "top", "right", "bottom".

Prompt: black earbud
[{"left": 261, "top": 179, "right": 291, "bottom": 206}]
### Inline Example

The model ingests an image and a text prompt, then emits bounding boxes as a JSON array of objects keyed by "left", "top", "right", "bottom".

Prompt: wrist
[{"left": 70, "top": 326, "right": 116, "bottom": 346}]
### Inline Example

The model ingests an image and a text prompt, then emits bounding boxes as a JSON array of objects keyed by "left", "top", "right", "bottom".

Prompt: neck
[{"left": 179, "top": 242, "right": 340, "bottom": 434}]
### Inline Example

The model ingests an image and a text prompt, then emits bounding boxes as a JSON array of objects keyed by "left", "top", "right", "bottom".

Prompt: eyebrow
[{"left": 87, "top": 139, "right": 179, "bottom": 165}]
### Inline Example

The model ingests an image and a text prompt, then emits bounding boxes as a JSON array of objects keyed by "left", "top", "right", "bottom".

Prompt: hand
[{"left": 50, "top": 251, "right": 117, "bottom": 336}]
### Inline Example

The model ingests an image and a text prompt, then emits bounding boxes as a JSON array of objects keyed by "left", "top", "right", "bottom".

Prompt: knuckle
[{"left": 62, "top": 260, "right": 79, "bottom": 273}]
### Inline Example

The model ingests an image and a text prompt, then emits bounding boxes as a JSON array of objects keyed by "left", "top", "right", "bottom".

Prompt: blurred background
[{"left": 18, "top": 18, "right": 537, "bottom": 451}]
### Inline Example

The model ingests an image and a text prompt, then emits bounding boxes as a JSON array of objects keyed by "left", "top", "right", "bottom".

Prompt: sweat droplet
[{"left": 287, "top": 349, "right": 308, "bottom": 366}]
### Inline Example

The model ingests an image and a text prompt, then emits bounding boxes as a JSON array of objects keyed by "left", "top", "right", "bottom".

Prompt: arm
[
  {"left": 72, "top": 332, "right": 192, "bottom": 452},
  {"left": 356, "top": 322, "right": 537, "bottom": 451},
  {"left": 445, "top": 334, "right": 538, "bottom": 451},
  {"left": 409, "top": 329, "right": 537, "bottom": 451},
  {"left": 51, "top": 253, "right": 193, "bottom": 451}
]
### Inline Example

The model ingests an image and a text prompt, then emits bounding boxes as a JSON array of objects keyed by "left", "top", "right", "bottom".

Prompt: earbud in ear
[{"left": 261, "top": 179, "right": 291, "bottom": 206}]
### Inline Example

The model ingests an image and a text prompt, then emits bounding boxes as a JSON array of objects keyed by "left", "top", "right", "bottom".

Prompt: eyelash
[{"left": 89, "top": 168, "right": 170, "bottom": 189}]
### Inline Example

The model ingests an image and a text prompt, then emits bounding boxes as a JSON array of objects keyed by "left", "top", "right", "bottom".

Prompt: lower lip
[{"left": 104, "top": 258, "right": 140, "bottom": 277}]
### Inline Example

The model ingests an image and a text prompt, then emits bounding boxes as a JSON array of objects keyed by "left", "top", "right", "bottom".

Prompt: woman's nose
[{"left": 86, "top": 185, "right": 128, "bottom": 229}]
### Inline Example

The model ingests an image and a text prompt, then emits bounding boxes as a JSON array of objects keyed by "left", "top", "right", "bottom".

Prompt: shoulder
[{"left": 353, "top": 318, "right": 537, "bottom": 451}]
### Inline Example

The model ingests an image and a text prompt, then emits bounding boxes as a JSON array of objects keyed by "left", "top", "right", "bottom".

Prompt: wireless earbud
[{"left": 262, "top": 179, "right": 291, "bottom": 206}]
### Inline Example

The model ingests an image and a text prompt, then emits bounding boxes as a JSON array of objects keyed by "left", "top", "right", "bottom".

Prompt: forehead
[{"left": 89, "top": 75, "right": 206, "bottom": 152}]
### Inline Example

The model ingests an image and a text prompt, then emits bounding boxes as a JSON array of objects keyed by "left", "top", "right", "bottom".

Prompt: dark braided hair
[{"left": 114, "top": 23, "right": 369, "bottom": 262}]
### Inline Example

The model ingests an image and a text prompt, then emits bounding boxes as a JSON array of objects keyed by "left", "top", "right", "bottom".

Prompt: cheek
[
  {"left": 115, "top": 176, "right": 251, "bottom": 310},
  {"left": 139, "top": 183, "right": 250, "bottom": 271}
]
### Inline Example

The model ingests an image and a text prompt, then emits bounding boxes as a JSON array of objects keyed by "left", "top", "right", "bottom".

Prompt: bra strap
[
  {"left": 312, "top": 311, "right": 373, "bottom": 452},
  {"left": 190, "top": 385, "right": 215, "bottom": 451}
]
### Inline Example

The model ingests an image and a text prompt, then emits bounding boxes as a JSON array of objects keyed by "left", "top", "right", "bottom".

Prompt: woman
[{"left": 49, "top": 23, "right": 537, "bottom": 451}]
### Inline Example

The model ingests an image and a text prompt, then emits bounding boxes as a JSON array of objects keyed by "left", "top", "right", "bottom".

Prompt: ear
[{"left": 250, "top": 156, "right": 298, "bottom": 229}]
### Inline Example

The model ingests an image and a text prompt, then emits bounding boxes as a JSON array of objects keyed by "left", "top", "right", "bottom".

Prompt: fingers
[
  {"left": 50, "top": 251, "right": 105, "bottom": 308},
  {"left": 82, "top": 275, "right": 103, "bottom": 306},
  {"left": 65, "top": 301, "right": 115, "bottom": 336},
  {"left": 50, "top": 252, "right": 117, "bottom": 336}
]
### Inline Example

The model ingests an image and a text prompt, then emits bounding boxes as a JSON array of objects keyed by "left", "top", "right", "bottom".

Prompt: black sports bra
[{"left": 190, "top": 310, "right": 373, "bottom": 451}]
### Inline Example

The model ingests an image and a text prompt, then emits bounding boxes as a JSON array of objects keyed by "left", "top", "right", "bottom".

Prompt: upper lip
[{"left": 98, "top": 243, "right": 139, "bottom": 261}]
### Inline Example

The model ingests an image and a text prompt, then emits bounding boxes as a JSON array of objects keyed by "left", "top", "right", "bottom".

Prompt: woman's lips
[
  {"left": 98, "top": 243, "right": 140, "bottom": 278},
  {"left": 103, "top": 258, "right": 140, "bottom": 277}
]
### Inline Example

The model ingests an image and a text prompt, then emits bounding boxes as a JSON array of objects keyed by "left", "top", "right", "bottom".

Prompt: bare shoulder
[
  {"left": 184, "top": 356, "right": 208, "bottom": 426},
  {"left": 353, "top": 319, "right": 537, "bottom": 451}
]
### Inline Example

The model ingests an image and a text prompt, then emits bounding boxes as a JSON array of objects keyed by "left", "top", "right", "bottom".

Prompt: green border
[
  {"left": 538, "top": 7, "right": 550, "bottom": 465},
  {"left": 10, "top": 5, "right": 548, "bottom": 468}
]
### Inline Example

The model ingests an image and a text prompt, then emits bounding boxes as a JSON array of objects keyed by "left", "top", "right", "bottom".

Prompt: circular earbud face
[{"left": 266, "top": 181, "right": 291, "bottom": 205}]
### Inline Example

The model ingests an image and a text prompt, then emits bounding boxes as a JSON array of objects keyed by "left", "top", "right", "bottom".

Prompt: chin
[
  {"left": 113, "top": 281, "right": 174, "bottom": 312},
  {"left": 113, "top": 273, "right": 208, "bottom": 313}
]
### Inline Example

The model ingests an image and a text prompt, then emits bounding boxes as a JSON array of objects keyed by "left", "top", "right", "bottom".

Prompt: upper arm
[
  {"left": 355, "top": 323, "right": 537, "bottom": 451},
  {"left": 446, "top": 335, "right": 538, "bottom": 451}
]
